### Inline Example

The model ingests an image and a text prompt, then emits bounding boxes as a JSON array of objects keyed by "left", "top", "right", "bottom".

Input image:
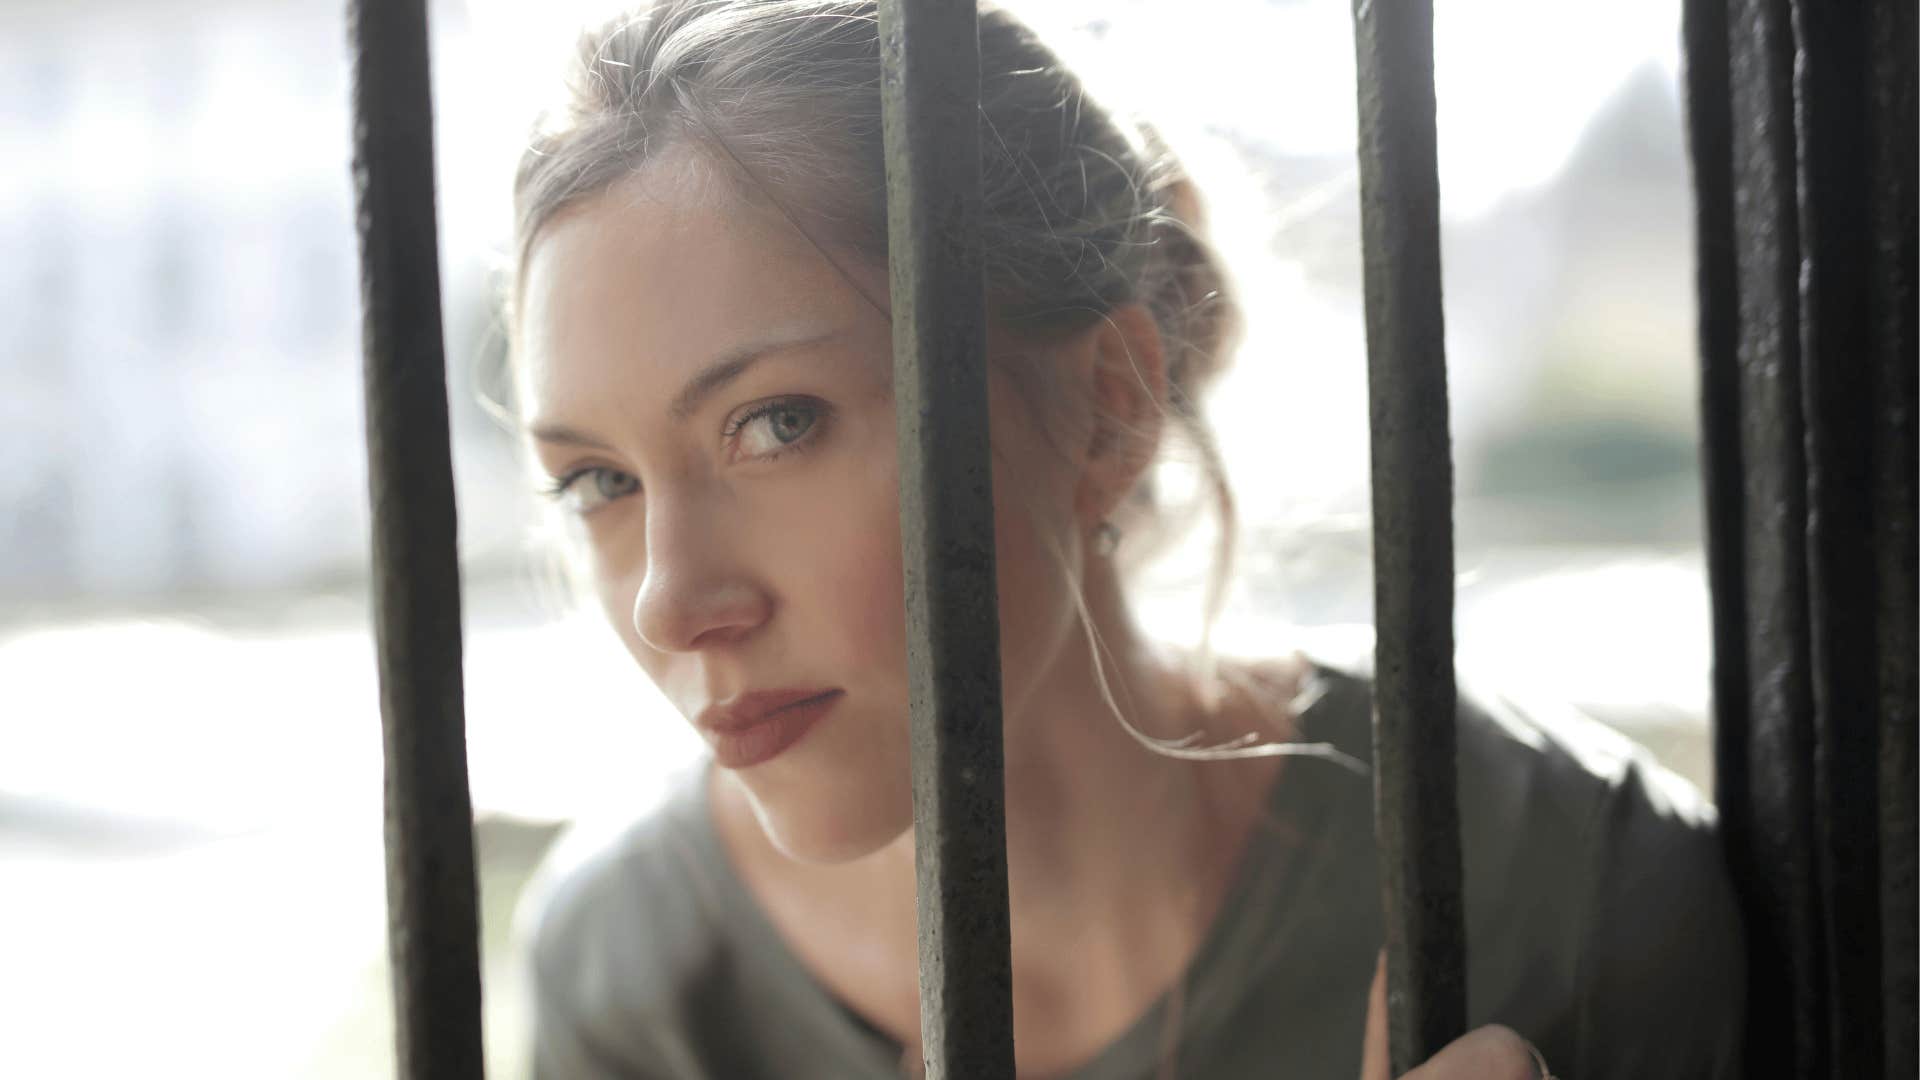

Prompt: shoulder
[
  {"left": 524, "top": 764, "right": 726, "bottom": 985},
  {"left": 1300, "top": 652, "right": 1744, "bottom": 1078},
  {"left": 1459, "top": 680, "right": 1751, "bottom": 1068},
  {"left": 1296, "top": 648, "right": 1727, "bottom": 915},
  {"left": 1294, "top": 636, "right": 1715, "bottom": 824},
  {"left": 1448, "top": 673, "right": 1724, "bottom": 891},
  {"left": 1451, "top": 679, "right": 1745, "bottom": 1077},
  {"left": 517, "top": 765, "right": 735, "bottom": 1077}
]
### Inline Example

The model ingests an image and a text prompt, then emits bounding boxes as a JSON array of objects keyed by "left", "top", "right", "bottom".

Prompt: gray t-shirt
[{"left": 523, "top": 663, "right": 1746, "bottom": 1078}]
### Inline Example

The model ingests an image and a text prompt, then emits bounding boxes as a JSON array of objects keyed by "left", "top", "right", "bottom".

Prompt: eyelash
[
  {"left": 541, "top": 471, "right": 587, "bottom": 501},
  {"left": 722, "top": 395, "right": 831, "bottom": 462},
  {"left": 540, "top": 395, "right": 831, "bottom": 512},
  {"left": 541, "top": 467, "right": 635, "bottom": 513}
]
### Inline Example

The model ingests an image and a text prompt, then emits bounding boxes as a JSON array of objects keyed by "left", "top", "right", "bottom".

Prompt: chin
[{"left": 732, "top": 771, "right": 912, "bottom": 865}]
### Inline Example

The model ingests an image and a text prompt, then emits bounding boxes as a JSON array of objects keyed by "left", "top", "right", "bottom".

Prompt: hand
[{"left": 1359, "top": 953, "right": 1548, "bottom": 1080}]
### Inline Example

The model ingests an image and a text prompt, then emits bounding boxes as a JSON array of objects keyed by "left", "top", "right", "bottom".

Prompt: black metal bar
[
  {"left": 1680, "top": 0, "right": 1747, "bottom": 852},
  {"left": 875, "top": 1, "right": 1015, "bottom": 1077},
  {"left": 1868, "top": 4, "right": 1918, "bottom": 1076},
  {"left": 345, "top": 2, "right": 487, "bottom": 1077},
  {"left": 1691, "top": 0, "right": 1918, "bottom": 1073},
  {"left": 1791, "top": 2, "right": 1887, "bottom": 1074},
  {"left": 1347, "top": 0, "right": 1467, "bottom": 1072},
  {"left": 1679, "top": 10, "right": 1769, "bottom": 1067},
  {"left": 1724, "top": 0, "right": 1829, "bottom": 1073},
  {"left": 1681, "top": 0, "right": 1813, "bottom": 1068}
]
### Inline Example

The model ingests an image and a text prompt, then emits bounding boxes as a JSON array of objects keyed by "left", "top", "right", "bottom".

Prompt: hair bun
[{"left": 1136, "top": 125, "right": 1243, "bottom": 412}]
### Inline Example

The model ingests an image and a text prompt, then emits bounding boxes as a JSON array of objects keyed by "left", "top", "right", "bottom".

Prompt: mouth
[{"left": 697, "top": 689, "right": 842, "bottom": 769}]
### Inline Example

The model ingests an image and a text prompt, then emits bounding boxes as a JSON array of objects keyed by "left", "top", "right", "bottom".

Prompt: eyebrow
[
  {"left": 526, "top": 420, "right": 615, "bottom": 452},
  {"left": 528, "top": 326, "right": 847, "bottom": 449}
]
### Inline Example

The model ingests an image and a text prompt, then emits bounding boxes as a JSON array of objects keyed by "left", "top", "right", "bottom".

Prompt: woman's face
[{"left": 516, "top": 152, "right": 1086, "bottom": 862}]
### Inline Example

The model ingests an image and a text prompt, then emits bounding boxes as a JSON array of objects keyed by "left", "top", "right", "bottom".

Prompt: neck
[
  {"left": 996, "top": 560, "right": 1224, "bottom": 935},
  {"left": 715, "top": 560, "right": 1295, "bottom": 1073},
  {"left": 881, "top": 559, "right": 1281, "bottom": 1069}
]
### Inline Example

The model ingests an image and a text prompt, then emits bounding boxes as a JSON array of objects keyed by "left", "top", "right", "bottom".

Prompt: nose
[{"left": 630, "top": 499, "right": 772, "bottom": 653}]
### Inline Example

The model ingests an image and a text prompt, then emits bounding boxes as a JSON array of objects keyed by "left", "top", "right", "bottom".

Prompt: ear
[{"left": 1073, "top": 302, "right": 1168, "bottom": 529}]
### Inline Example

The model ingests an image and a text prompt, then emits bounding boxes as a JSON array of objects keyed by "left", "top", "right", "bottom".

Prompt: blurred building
[
  {"left": 0, "top": 3, "right": 1714, "bottom": 1076},
  {"left": 0, "top": 0, "right": 519, "bottom": 609},
  {"left": 0, "top": 0, "right": 1702, "bottom": 599}
]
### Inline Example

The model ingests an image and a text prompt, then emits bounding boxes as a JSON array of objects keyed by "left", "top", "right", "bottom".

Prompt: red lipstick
[{"left": 697, "top": 688, "right": 841, "bottom": 768}]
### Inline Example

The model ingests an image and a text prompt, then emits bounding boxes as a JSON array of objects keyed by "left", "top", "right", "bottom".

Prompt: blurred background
[{"left": 0, "top": 0, "right": 1710, "bottom": 1074}]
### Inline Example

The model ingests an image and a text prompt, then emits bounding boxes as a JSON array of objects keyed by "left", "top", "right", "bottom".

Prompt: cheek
[
  {"left": 813, "top": 388, "right": 1071, "bottom": 701},
  {"left": 804, "top": 445, "right": 910, "bottom": 676},
  {"left": 985, "top": 388, "right": 1082, "bottom": 702}
]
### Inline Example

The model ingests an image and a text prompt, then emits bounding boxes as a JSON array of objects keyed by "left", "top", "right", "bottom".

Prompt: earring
[{"left": 1093, "top": 521, "right": 1121, "bottom": 557}]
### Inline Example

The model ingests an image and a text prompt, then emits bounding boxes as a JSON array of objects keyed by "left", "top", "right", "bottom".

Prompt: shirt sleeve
[
  {"left": 520, "top": 810, "right": 724, "bottom": 1080},
  {"left": 1569, "top": 757, "right": 1747, "bottom": 1079},
  {"left": 1451, "top": 681, "right": 1748, "bottom": 1080},
  {"left": 526, "top": 866, "right": 697, "bottom": 1080},
  {"left": 529, "top": 964, "right": 653, "bottom": 1080},
  {"left": 525, "top": 926, "right": 688, "bottom": 1079}
]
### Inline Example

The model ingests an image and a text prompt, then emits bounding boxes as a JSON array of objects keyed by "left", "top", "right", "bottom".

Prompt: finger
[
  {"left": 1406, "top": 1024, "right": 1541, "bottom": 1080},
  {"left": 1359, "top": 951, "right": 1389, "bottom": 1080},
  {"left": 1358, "top": 956, "right": 1542, "bottom": 1080}
]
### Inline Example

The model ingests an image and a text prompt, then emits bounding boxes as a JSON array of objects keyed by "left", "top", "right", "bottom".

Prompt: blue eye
[
  {"left": 545, "top": 466, "right": 639, "bottom": 514},
  {"left": 764, "top": 405, "right": 813, "bottom": 444},
  {"left": 727, "top": 397, "right": 827, "bottom": 460}
]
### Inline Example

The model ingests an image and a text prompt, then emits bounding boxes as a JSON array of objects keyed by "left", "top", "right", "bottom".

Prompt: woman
[{"left": 509, "top": 2, "right": 1744, "bottom": 1076}]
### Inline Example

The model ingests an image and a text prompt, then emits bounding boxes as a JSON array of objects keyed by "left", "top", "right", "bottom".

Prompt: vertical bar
[
  {"left": 1692, "top": 0, "right": 1917, "bottom": 1074},
  {"left": 1679, "top": 8, "right": 1773, "bottom": 1065},
  {"left": 875, "top": 2, "right": 1016, "bottom": 1077},
  {"left": 1681, "top": 0, "right": 1799, "bottom": 1070},
  {"left": 1869, "top": 2, "right": 1918, "bottom": 1075},
  {"left": 1680, "top": 0, "right": 1747, "bottom": 858},
  {"left": 346, "top": 2, "right": 487, "bottom": 1077},
  {"left": 1791, "top": 1, "right": 1886, "bottom": 1074},
  {"left": 1726, "top": 0, "right": 1829, "bottom": 1073},
  {"left": 1348, "top": 0, "right": 1468, "bottom": 1072}
]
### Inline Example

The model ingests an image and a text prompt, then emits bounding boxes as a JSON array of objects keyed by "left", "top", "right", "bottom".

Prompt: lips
[{"left": 697, "top": 688, "right": 842, "bottom": 768}]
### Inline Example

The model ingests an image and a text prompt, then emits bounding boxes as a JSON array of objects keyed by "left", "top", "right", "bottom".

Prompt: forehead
[{"left": 515, "top": 152, "right": 882, "bottom": 421}]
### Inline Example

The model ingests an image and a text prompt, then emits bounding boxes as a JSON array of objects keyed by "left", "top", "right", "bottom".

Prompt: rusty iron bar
[
  {"left": 1867, "top": 2, "right": 1917, "bottom": 1075},
  {"left": 1348, "top": 0, "right": 1468, "bottom": 1072},
  {"left": 345, "top": 1, "right": 487, "bottom": 1076},
  {"left": 875, "top": 0, "right": 1016, "bottom": 1076}
]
